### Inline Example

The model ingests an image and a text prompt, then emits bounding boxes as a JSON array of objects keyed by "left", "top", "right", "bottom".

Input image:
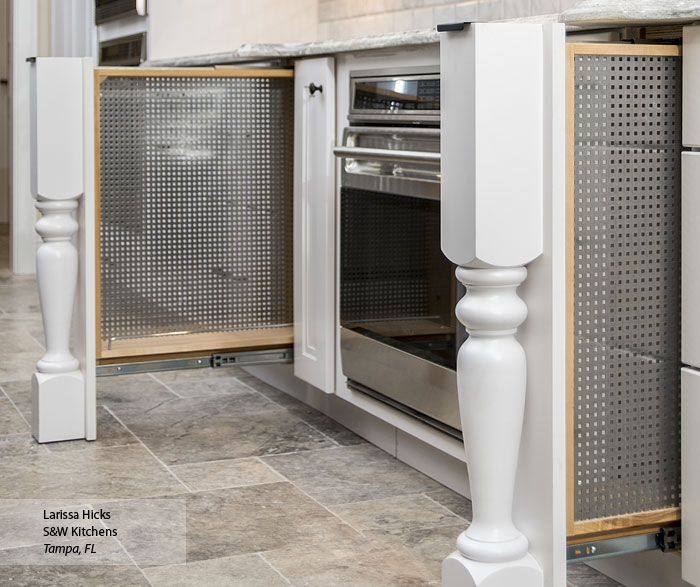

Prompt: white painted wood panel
[
  {"left": 682, "top": 152, "right": 700, "bottom": 368},
  {"left": 683, "top": 25, "right": 700, "bottom": 148},
  {"left": 683, "top": 367, "right": 700, "bottom": 586},
  {"left": 440, "top": 23, "right": 543, "bottom": 268},
  {"left": 30, "top": 58, "right": 84, "bottom": 201},
  {"left": 293, "top": 57, "right": 336, "bottom": 394}
]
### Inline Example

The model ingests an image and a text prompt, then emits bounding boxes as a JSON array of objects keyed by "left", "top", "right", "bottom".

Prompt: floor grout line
[
  {"left": 257, "top": 552, "right": 294, "bottom": 586},
  {"left": 44, "top": 440, "right": 137, "bottom": 455},
  {"left": 0, "top": 382, "right": 33, "bottom": 430},
  {"left": 102, "top": 405, "right": 193, "bottom": 494},
  {"left": 234, "top": 376, "right": 342, "bottom": 447},
  {"left": 421, "top": 491, "right": 471, "bottom": 524},
  {"left": 147, "top": 372, "right": 183, "bottom": 398},
  {"left": 254, "top": 456, "right": 367, "bottom": 538},
  {"left": 96, "top": 508, "right": 155, "bottom": 587}
]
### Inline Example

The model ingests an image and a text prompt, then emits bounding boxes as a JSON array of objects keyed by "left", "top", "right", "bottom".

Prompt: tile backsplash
[{"left": 317, "top": 0, "right": 571, "bottom": 40}]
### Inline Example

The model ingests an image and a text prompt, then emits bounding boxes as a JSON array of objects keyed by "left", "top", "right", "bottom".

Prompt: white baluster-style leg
[
  {"left": 443, "top": 266, "right": 542, "bottom": 587},
  {"left": 31, "top": 198, "right": 85, "bottom": 443}
]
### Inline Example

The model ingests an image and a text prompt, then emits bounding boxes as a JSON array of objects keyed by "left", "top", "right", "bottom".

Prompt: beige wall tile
[
  {"left": 455, "top": 1, "right": 478, "bottom": 21},
  {"left": 559, "top": 0, "right": 577, "bottom": 11},
  {"left": 433, "top": 4, "right": 457, "bottom": 24},
  {"left": 392, "top": 10, "right": 415, "bottom": 32},
  {"left": 503, "top": 0, "right": 531, "bottom": 18},
  {"left": 477, "top": 0, "right": 504, "bottom": 21},
  {"left": 530, "top": 0, "right": 559, "bottom": 14},
  {"left": 412, "top": 6, "right": 435, "bottom": 28}
]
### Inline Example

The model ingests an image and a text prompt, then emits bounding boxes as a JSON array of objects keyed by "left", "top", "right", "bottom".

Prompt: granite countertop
[
  {"left": 144, "top": 28, "right": 442, "bottom": 67},
  {"left": 144, "top": 1, "right": 700, "bottom": 68},
  {"left": 143, "top": 14, "right": 564, "bottom": 68}
]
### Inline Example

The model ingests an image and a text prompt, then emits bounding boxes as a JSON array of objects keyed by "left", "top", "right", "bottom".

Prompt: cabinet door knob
[{"left": 309, "top": 83, "right": 323, "bottom": 95}]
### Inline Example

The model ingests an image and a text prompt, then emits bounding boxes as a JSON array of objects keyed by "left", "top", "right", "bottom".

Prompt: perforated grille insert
[
  {"left": 572, "top": 54, "right": 681, "bottom": 522},
  {"left": 99, "top": 74, "right": 294, "bottom": 342}
]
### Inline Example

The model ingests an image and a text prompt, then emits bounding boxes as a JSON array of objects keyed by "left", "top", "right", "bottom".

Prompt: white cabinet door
[
  {"left": 684, "top": 368, "right": 700, "bottom": 585},
  {"left": 293, "top": 57, "right": 336, "bottom": 393},
  {"left": 683, "top": 24, "right": 700, "bottom": 586}
]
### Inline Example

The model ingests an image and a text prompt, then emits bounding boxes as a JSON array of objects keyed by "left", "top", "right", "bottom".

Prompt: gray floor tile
[
  {"left": 0, "top": 379, "right": 32, "bottom": 419},
  {"left": 0, "top": 537, "right": 130, "bottom": 565},
  {"left": 183, "top": 482, "right": 360, "bottom": 561},
  {"left": 567, "top": 562, "right": 625, "bottom": 587},
  {"left": 167, "top": 377, "right": 261, "bottom": 398},
  {"left": 0, "top": 280, "right": 40, "bottom": 314},
  {"left": 171, "top": 457, "right": 284, "bottom": 492},
  {"left": 330, "top": 493, "right": 464, "bottom": 533},
  {"left": 152, "top": 366, "right": 247, "bottom": 383},
  {"left": 45, "top": 406, "right": 137, "bottom": 453},
  {"left": 238, "top": 373, "right": 364, "bottom": 446},
  {"left": 115, "top": 393, "right": 335, "bottom": 466},
  {"left": 0, "top": 433, "right": 46, "bottom": 458},
  {"left": 97, "top": 373, "right": 178, "bottom": 416},
  {"left": 0, "top": 444, "right": 185, "bottom": 499},
  {"left": 264, "top": 535, "right": 439, "bottom": 587},
  {"left": 369, "top": 524, "right": 465, "bottom": 579},
  {"left": 263, "top": 444, "right": 442, "bottom": 506},
  {"left": 0, "top": 396, "right": 29, "bottom": 435},
  {"left": 100, "top": 496, "right": 188, "bottom": 568},
  {"left": 0, "top": 565, "right": 150, "bottom": 586},
  {"left": 0, "top": 351, "right": 41, "bottom": 383},
  {"left": 144, "top": 554, "right": 289, "bottom": 587},
  {"left": 424, "top": 487, "right": 473, "bottom": 521},
  {"left": 0, "top": 327, "right": 44, "bottom": 354}
]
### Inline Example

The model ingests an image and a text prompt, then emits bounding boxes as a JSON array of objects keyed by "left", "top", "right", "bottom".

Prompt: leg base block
[
  {"left": 32, "top": 371, "right": 85, "bottom": 443},
  {"left": 442, "top": 551, "right": 543, "bottom": 587}
]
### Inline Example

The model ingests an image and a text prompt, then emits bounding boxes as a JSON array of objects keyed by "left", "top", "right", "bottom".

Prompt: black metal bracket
[
  {"left": 436, "top": 22, "right": 472, "bottom": 33},
  {"left": 655, "top": 527, "right": 681, "bottom": 553}
]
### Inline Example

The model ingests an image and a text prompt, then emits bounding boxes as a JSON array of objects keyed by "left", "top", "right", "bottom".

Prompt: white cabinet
[
  {"left": 293, "top": 57, "right": 336, "bottom": 394},
  {"left": 684, "top": 368, "right": 700, "bottom": 585}
]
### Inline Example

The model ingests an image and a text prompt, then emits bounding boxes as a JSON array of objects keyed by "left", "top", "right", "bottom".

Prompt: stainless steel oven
[{"left": 334, "top": 68, "right": 463, "bottom": 437}]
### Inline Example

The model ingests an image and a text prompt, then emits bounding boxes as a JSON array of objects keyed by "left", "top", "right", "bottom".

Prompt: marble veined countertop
[{"left": 144, "top": 1, "right": 700, "bottom": 68}]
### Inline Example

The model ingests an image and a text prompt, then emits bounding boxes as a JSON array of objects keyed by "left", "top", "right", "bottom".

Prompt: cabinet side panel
[{"left": 293, "top": 57, "right": 336, "bottom": 394}]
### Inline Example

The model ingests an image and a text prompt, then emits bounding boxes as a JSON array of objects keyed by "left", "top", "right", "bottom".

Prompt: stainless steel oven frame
[{"left": 335, "top": 101, "right": 462, "bottom": 436}]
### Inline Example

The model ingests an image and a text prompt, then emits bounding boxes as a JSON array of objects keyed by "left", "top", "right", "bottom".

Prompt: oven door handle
[{"left": 333, "top": 146, "right": 440, "bottom": 164}]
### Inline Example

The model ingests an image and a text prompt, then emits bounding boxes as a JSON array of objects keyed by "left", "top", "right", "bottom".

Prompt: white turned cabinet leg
[
  {"left": 32, "top": 198, "right": 84, "bottom": 443},
  {"left": 442, "top": 266, "right": 542, "bottom": 587},
  {"left": 35, "top": 199, "right": 80, "bottom": 373}
]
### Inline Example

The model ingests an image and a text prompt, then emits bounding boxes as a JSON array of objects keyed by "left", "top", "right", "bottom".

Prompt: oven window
[{"left": 340, "top": 187, "right": 463, "bottom": 370}]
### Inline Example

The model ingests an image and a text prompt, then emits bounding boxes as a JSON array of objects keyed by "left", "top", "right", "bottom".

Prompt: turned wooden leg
[{"left": 35, "top": 198, "right": 80, "bottom": 373}]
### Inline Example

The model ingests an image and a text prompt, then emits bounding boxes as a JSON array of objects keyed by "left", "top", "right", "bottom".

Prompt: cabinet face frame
[
  {"left": 94, "top": 67, "right": 295, "bottom": 365},
  {"left": 565, "top": 42, "right": 682, "bottom": 542}
]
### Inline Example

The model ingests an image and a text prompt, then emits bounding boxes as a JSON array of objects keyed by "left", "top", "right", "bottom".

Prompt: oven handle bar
[
  {"left": 344, "top": 126, "right": 440, "bottom": 137},
  {"left": 333, "top": 146, "right": 441, "bottom": 164}
]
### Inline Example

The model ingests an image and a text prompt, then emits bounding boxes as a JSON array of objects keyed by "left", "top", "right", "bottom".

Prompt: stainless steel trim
[
  {"left": 344, "top": 126, "right": 440, "bottom": 138},
  {"left": 349, "top": 66, "right": 440, "bottom": 78},
  {"left": 96, "top": 348, "right": 293, "bottom": 376},
  {"left": 347, "top": 113, "right": 439, "bottom": 124},
  {"left": 566, "top": 529, "right": 680, "bottom": 562},
  {"left": 97, "top": 356, "right": 211, "bottom": 376},
  {"left": 333, "top": 146, "right": 440, "bottom": 164},
  {"left": 337, "top": 126, "right": 440, "bottom": 199},
  {"left": 350, "top": 71, "right": 440, "bottom": 122},
  {"left": 340, "top": 327, "right": 461, "bottom": 430}
]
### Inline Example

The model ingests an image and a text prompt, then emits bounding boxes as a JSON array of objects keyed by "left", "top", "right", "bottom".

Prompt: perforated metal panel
[
  {"left": 572, "top": 53, "right": 681, "bottom": 522},
  {"left": 99, "top": 74, "right": 294, "bottom": 343}
]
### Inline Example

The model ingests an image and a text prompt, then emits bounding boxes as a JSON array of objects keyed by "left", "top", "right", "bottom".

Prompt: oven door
[{"left": 335, "top": 128, "right": 463, "bottom": 435}]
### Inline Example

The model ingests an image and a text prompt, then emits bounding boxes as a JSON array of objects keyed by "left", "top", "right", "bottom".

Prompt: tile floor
[{"left": 0, "top": 229, "right": 622, "bottom": 586}]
